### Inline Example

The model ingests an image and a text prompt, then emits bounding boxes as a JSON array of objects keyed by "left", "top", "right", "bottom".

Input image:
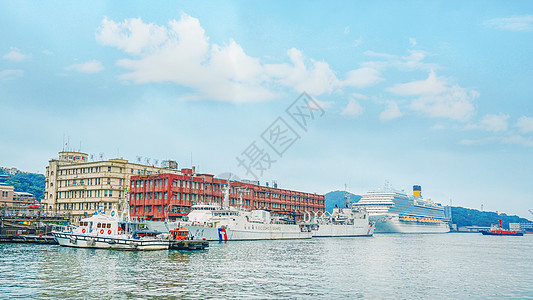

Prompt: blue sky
[{"left": 1, "top": 1, "right": 532, "bottom": 219}]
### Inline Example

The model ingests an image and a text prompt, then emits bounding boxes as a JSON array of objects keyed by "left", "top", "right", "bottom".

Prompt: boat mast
[
  {"left": 344, "top": 184, "right": 350, "bottom": 208},
  {"left": 222, "top": 180, "right": 230, "bottom": 209}
]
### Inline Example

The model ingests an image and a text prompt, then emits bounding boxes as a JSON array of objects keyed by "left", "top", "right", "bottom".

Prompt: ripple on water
[{"left": 1, "top": 234, "right": 532, "bottom": 299}]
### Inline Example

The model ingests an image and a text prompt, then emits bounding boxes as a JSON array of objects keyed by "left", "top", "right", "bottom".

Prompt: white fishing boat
[{"left": 52, "top": 211, "right": 170, "bottom": 250}]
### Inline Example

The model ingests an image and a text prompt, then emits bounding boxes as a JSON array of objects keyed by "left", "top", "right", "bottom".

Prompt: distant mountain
[
  {"left": 324, "top": 191, "right": 361, "bottom": 213},
  {"left": 451, "top": 206, "right": 532, "bottom": 228}
]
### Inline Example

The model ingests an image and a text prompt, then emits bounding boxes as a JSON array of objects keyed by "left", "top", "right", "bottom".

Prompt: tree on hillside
[{"left": 4, "top": 172, "right": 45, "bottom": 201}]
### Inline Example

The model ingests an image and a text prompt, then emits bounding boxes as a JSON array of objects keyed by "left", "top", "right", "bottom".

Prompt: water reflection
[{"left": 1, "top": 234, "right": 532, "bottom": 299}]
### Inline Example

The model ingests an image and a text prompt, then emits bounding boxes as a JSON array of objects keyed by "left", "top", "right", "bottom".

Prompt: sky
[{"left": 1, "top": 1, "right": 532, "bottom": 219}]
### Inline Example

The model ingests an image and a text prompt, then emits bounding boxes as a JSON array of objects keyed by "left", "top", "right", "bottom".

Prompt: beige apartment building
[
  {"left": 0, "top": 185, "right": 37, "bottom": 215},
  {"left": 0, "top": 184, "right": 15, "bottom": 211},
  {"left": 44, "top": 151, "right": 180, "bottom": 221}
]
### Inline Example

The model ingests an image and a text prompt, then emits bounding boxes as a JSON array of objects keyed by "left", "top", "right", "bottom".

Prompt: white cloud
[
  {"left": 501, "top": 135, "right": 533, "bottom": 146},
  {"left": 341, "top": 99, "right": 364, "bottom": 117},
  {"left": 96, "top": 17, "right": 168, "bottom": 55},
  {"left": 340, "top": 67, "right": 383, "bottom": 88},
  {"left": 266, "top": 49, "right": 382, "bottom": 95},
  {"left": 483, "top": 15, "right": 533, "bottom": 32},
  {"left": 387, "top": 71, "right": 478, "bottom": 121},
  {"left": 430, "top": 124, "right": 446, "bottom": 130},
  {"left": 387, "top": 70, "right": 445, "bottom": 95},
  {"left": 459, "top": 135, "right": 533, "bottom": 147},
  {"left": 353, "top": 37, "right": 362, "bottom": 48},
  {"left": 344, "top": 26, "right": 350, "bottom": 34},
  {"left": 480, "top": 114, "right": 509, "bottom": 132},
  {"left": 351, "top": 93, "right": 368, "bottom": 100},
  {"left": 363, "top": 49, "right": 436, "bottom": 72},
  {"left": 0, "top": 69, "right": 24, "bottom": 80},
  {"left": 265, "top": 48, "right": 338, "bottom": 96},
  {"left": 465, "top": 113, "right": 510, "bottom": 132},
  {"left": 65, "top": 60, "right": 104, "bottom": 74},
  {"left": 409, "top": 38, "right": 417, "bottom": 47},
  {"left": 379, "top": 101, "right": 402, "bottom": 121},
  {"left": 98, "top": 14, "right": 382, "bottom": 103},
  {"left": 516, "top": 116, "right": 533, "bottom": 133},
  {"left": 2, "top": 47, "right": 29, "bottom": 62},
  {"left": 314, "top": 99, "right": 334, "bottom": 110},
  {"left": 112, "top": 15, "right": 275, "bottom": 102}
]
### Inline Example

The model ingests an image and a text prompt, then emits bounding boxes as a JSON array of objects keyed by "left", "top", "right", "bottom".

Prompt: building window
[{"left": 108, "top": 166, "right": 111, "bottom": 172}]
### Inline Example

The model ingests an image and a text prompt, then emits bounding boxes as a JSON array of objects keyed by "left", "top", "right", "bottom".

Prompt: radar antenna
[{"left": 344, "top": 184, "right": 350, "bottom": 208}]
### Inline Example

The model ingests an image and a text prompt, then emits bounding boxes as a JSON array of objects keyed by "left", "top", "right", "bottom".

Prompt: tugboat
[
  {"left": 168, "top": 227, "right": 209, "bottom": 250},
  {"left": 481, "top": 219, "right": 524, "bottom": 236}
]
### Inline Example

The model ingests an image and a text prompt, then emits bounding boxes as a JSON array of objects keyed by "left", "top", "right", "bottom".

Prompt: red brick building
[{"left": 129, "top": 168, "right": 325, "bottom": 221}]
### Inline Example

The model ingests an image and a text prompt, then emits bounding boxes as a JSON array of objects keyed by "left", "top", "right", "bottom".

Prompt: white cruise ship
[{"left": 355, "top": 184, "right": 450, "bottom": 233}]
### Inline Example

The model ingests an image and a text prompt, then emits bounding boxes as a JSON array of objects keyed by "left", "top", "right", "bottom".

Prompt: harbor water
[{"left": 1, "top": 233, "right": 532, "bottom": 299}]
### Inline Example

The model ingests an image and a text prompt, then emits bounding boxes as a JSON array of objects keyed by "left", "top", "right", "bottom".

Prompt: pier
[{"left": 0, "top": 234, "right": 58, "bottom": 244}]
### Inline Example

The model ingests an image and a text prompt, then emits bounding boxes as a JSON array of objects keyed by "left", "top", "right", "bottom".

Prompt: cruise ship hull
[{"left": 372, "top": 214, "right": 450, "bottom": 234}]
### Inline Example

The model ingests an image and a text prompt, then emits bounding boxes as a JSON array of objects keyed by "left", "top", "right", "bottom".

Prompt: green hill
[
  {"left": 451, "top": 206, "right": 531, "bottom": 228},
  {"left": 324, "top": 191, "right": 361, "bottom": 213},
  {"left": 0, "top": 168, "right": 45, "bottom": 201}
]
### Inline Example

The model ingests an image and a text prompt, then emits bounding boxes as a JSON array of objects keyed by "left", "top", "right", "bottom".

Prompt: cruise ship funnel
[{"left": 413, "top": 185, "right": 422, "bottom": 199}]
